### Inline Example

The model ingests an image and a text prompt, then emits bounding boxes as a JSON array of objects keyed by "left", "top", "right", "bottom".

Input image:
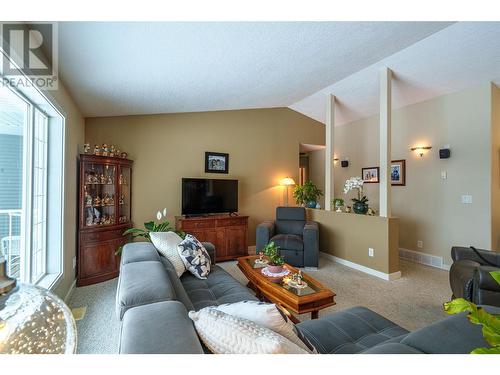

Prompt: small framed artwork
[
  {"left": 391, "top": 159, "right": 406, "bottom": 186},
  {"left": 362, "top": 167, "right": 379, "bottom": 183},
  {"left": 205, "top": 152, "right": 229, "bottom": 174}
]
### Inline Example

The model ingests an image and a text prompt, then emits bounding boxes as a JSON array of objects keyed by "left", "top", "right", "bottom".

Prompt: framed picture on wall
[
  {"left": 391, "top": 159, "right": 406, "bottom": 186},
  {"left": 362, "top": 167, "right": 379, "bottom": 183},
  {"left": 205, "top": 152, "right": 229, "bottom": 174}
]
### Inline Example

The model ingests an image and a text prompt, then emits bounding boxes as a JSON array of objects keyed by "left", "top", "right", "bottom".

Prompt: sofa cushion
[
  {"left": 120, "top": 301, "right": 204, "bottom": 354},
  {"left": 271, "top": 234, "right": 303, "bottom": 251},
  {"left": 159, "top": 255, "right": 195, "bottom": 311},
  {"left": 116, "top": 260, "right": 176, "bottom": 320},
  {"left": 361, "top": 342, "right": 423, "bottom": 354},
  {"left": 295, "top": 306, "right": 409, "bottom": 354},
  {"left": 399, "top": 306, "right": 500, "bottom": 354},
  {"left": 181, "top": 265, "right": 258, "bottom": 310},
  {"left": 120, "top": 242, "right": 160, "bottom": 266},
  {"left": 275, "top": 220, "right": 306, "bottom": 236}
]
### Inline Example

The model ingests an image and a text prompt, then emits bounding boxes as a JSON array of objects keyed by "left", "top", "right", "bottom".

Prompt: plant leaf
[
  {"left": 443, "top": 298, "right": 477, "bottom": 315},
  {"left": 471, "top": 346, "right": 500, "bottom": 354},
  {"left": 490, "top": 271, "right": 500, "bottom": 286},
  {"left": 123, "top": 228, "right": 146, "bottom": 236},
  {"left": 144, "top": 221, "right": 155, "bottom": 231}
]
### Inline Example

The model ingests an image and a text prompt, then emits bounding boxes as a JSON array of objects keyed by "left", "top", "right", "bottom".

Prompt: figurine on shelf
[
  {"left": 109, "top": 145, "right": 116, "bottom": 157},
  {"left": 110, "top": 214, "right": 115, "bottom": 224},
  {"left": 296, "top": 270, "right": 303, "bottom": 286},
  {"left": 86, "top": 173, "right": 94, "bottom": 184},
  {"left": 92, "top": 208, "right": 101, "bottom": 225},
  {"left": 107, "top": 174, "right": 113, "bottom": 185},
  {"left": 93, "top": 195, "right": 101, "bottom": 206},
  {"left": 103, "top": 194, "right": 110, "bottom": 206},
  {"left": 119, "top": 194, "right": 124, "bottom": 205},
  {"left": 102, "top": 144, "right": 109, "bottom": 157},
  {"left": 259, "top": 252, "right": 264, "bottom": 262},
  {"left": 120, "top": 152, "right": 128, "bottom": 159},
  {"left": 93, "top": 145, "right": 101, "bottom": 156},
  {"left": 100, "top": 173, "right": 107, "bottom": 184},
  {"left": 119, "top": 174, "right": 126, "bottom": 185},
  {"left": 83, "top": 143, "right": 91, "bottom": 154},
  {"left": 85, "top": 191, "right": 93, "bottom": 207},
  {"left": 109, "top": 194, "right": 115, "bottom": 205}
]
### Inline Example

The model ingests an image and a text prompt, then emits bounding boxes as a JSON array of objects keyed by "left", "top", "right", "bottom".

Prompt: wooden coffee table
[{"left": 237, "top": 255, "right": 336, "bottom": 321}]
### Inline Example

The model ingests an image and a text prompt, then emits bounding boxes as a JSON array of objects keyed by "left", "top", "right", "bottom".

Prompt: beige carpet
[{"left": 69, "top": 255, "right": 451, "bottom": 353}]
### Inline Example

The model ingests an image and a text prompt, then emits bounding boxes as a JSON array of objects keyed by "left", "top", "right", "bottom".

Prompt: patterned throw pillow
[
  {"left": 214, "top": 300, "right": 318, "bottom": 353},
  {"left": 177, "top": 234, "right": 211, "bottom": 279},
  {"left": 188, "top": 307, "right": 308, "bottom": 354},
  {"left": 150, "top": 231, "right": 186, "bottom": 277}
]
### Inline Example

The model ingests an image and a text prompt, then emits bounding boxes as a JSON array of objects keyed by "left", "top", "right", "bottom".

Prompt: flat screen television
[{"left": 182, "top": 178, "right": 238, "bottom": 216}]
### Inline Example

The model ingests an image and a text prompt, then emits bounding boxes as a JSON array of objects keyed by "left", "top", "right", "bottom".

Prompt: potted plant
[
  {"left": 332, "top": 198, "right": 345, "bottom": 212},
  {"left": 444, "top": 271, "right": 500, "bottom": 354},
  {"left": 344, "top": 177, "right": 369, "bottom": 214},
  {"left": 292, "top": 180, "right": 323, "bottom": 208},
  {"left": 116, "top": 208, "right": 185, "bottom": 254},
  {"left": 263, "top": 241, "right": 285, "bottom": 273}
]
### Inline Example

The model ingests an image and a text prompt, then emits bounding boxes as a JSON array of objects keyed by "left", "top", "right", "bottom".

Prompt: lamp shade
[{"left": 280, "top": 177, "right": 296, "bottom": 186}]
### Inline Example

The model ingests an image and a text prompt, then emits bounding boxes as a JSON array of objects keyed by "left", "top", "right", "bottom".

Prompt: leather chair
[
  {"left": 449, "top": 246, "right": 500, "bottom": 307},
  {"left": 256, "top": 207, "right": 319, "bottom": 268}
]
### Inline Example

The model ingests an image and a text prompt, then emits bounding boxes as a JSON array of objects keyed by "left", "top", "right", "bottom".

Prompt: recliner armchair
[
  {"left": 449, "top": 246, "right": 500, "bottom": 307},
  {"left": 256, "top": 206, "right": 319, "bottom": 268}
]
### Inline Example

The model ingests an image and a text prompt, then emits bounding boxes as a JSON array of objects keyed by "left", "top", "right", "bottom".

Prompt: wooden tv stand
[{"left": 175, "top": 214, "right": 249, "bottom": 262}]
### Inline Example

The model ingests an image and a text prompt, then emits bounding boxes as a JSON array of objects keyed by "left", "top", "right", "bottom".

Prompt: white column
[
  {"left": 325, "top": 94, "right": 335, "bottom": 211},
  {"left": 379, "top": 67, "right": 392, "bottom": 217}
]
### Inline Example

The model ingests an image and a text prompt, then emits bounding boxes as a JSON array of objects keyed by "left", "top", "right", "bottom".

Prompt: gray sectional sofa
[{"left": 116, "top": 241, "right": 496, "bottom": 354}]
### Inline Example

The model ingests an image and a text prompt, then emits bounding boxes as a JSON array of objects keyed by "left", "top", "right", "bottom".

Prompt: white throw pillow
[
  {"left": 214, "top": 301, "right": 317, "bottom": 353},
  {"left": 150, "top": 231, "right": 185, "bottom": 277},
  {"left": 188, "top": 307, "right": 308, "bottom": 354}
]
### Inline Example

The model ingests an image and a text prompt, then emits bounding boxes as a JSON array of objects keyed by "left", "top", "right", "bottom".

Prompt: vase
[
  {"left": 267, "top": 265, "right": 284, "bottom": 273},
  {"left": 353, "top": 201, "right": 368, "bottom": 214},
  {"left": 306, "top": 200, "right": 317, "bottom": 208}
]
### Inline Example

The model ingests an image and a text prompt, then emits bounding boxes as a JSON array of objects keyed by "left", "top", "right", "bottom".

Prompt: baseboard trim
[
  {"left": 64, "top": 279, "right": 77, "bottom": 303},
  {"left": 320, "top": 252, "right": 401, "bottom": 281},
  {"left": 399, "top": 248, "right": 451, "bottom": 271}
]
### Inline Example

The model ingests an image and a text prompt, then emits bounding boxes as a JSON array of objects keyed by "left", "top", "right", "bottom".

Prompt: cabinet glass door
[
  {"left": 118, "top": 166, "right": 131, "bottom": 224},
  {"left": 83, "top": 163, "right": 116, "bottom": 227}
]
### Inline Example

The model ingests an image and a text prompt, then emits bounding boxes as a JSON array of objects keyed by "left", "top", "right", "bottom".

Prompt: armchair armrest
[
  {"left": 303, "top": 221, "right": 319, "bottom": 268},
  {"left": 451, "top": 246, "right": 500, "bottom": 266},
  {"left": 202, "top": 242, "right": 216, "bottom": 265},
  {"left": 256, "top": 221, "right": 275, "bottom": 252}
]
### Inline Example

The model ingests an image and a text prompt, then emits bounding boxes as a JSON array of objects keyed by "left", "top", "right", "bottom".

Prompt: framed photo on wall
[
  {"left": 205, "top": 152, "right": 229, "bottom": 174},
  {"left": 362, "top": 167, "right": 379, "bottom": 183},
  {"left": 391, "top": 159, "right": 406, "bottom": 186}
]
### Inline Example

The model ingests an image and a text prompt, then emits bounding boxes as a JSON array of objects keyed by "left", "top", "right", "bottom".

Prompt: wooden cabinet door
[
  {"left": 225, "top": 226, "right": 247, "bottom": 257},
  {"left": 79, "top": 238, "right": 119, "bottom": 278}
]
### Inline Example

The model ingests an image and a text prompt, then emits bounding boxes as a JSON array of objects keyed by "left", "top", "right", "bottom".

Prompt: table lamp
[
  {"left": 0, "top": 250, "right": 77, "bottom": 354},
  {"left": 280, "top": 177, "right": 296, "bottom": 206}
]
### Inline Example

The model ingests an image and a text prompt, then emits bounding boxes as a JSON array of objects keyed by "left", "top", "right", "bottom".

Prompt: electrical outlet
[
  {"left": 368, "top": 248, "right": 374, "bottom": 257},
  {"left": 441, "top": 171, "right": 447, "bottom": 179},
  {"left": 73, "top": 256, "right": 77, "bottom": 270},
  {"left": 461, "top": 195, "right": 472, "bottom": 204},
  {"left": 417, "top": 240, "right": 423, "bottom": 249}
]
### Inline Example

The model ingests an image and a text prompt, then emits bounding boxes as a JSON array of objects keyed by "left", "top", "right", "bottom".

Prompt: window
[{"left": 0, "top": 85, "right": 53, "bottom": 285}]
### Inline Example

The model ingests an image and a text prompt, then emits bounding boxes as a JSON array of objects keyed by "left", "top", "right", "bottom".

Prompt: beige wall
[
  {"left": 321, "top": 83, "right": 494, "bottom": 266},
  {"left": 308, "top": 149, "right": 326, "bottom": 208},
  {"left": 47, "top": 84, "right": 85, "bottom": 299},
  {"left": 85, "top": 108, "right": 325, "bottom": 245},
  {"left": 491, "top": 85, "right": 500, "bottom": 250}
]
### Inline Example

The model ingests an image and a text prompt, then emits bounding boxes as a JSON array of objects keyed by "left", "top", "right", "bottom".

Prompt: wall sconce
[
  {"left": 333, "top": 157, "right": 339, "bottom": 163},
  {"left": 410, "top": 146, "right": 432, "bottom": 157},
  {"left": 280, "top": 177, "right": 296, "bottom": 207}
]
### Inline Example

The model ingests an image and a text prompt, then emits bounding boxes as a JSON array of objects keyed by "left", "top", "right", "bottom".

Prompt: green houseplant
[
  {"left": 292, "top": 180, "right": 323, "bottom": 208},
  {"left": 263, "top": 241, "right": 285, "bottom": 273},
  {"left": 332, "top": 198, "right": 345, "bottom": 212},
  {"left": 116, "top": 208, "right": 185, "bottom": 254},
  {"left": 443, "top": 270, "right": 500, "bottom": 354}
]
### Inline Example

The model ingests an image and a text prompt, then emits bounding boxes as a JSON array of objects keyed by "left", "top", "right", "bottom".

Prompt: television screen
[{"left": 182, "top": 178, "right": 238, "bottom": 215}]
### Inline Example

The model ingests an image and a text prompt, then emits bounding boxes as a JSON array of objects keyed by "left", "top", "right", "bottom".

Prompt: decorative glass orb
[{"left": 0, "top": 283, "right": 77, "bottom": 354}]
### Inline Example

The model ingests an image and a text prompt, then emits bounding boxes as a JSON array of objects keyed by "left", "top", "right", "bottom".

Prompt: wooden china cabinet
[{"left": 77, "top": 154, "right": 133, "bottom": 286}]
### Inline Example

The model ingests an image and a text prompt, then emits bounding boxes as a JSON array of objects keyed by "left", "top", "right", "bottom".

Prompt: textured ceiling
[
  {"left": 57, "top": 22, "right": 452, "bottom": 117},
  {"left": 290, "top": 22, "right": 500, "bottom": 125}
]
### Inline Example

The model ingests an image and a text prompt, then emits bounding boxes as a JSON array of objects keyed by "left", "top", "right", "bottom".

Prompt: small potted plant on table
[
  {"left": 344, "top": 177, "right": 369, "bottom": 214},
  {"left": 292, "top": 180, "right": 323, "bottom": 208},
  {"left": 263, "top": 241, "right": 285, "bottom": 273}
]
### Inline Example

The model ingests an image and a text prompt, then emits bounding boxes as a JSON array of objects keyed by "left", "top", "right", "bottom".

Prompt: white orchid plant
[
  {"left": 344, "top": 177, "right": 368, "bottom": 205},
  {"left": 117, "top": 208, "right": 185, "bottom": 254}
]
